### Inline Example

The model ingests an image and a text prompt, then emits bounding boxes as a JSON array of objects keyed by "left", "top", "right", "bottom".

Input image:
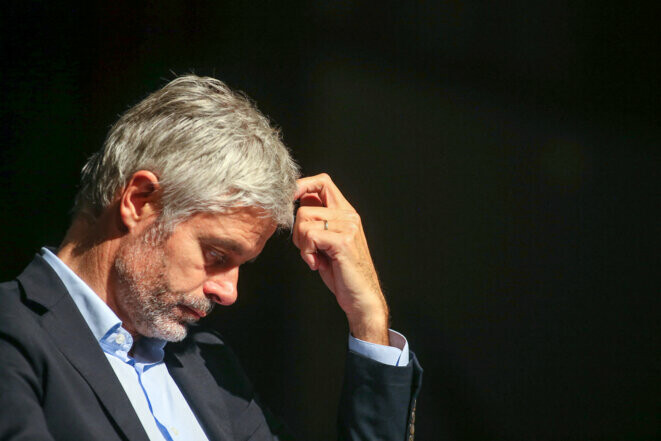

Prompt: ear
[{"left": 119, "top": 170, "right": 160, "bottom": 231}]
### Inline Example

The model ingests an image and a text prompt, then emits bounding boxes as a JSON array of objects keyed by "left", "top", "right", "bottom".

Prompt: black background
[{"left": 1, "top": 2, "right": 658, "bottom": 440}]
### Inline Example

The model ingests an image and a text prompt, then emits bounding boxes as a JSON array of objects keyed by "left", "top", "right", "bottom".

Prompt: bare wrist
[{"left": 347, "top": 308, "right": 390, "bottom": 346}]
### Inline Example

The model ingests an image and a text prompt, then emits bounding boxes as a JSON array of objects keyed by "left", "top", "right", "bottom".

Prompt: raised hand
[{"left": 292, "top": 174, "right": 389, "bottom": 345}]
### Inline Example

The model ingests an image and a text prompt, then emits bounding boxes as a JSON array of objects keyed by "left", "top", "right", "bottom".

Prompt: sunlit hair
[{"left": 74, "top": 75, "right": 300, "bottom": 230}]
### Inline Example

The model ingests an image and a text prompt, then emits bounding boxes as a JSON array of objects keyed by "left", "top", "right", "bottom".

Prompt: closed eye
[{"left": 204, "top": 248, "right": 228, "bottom": 267}]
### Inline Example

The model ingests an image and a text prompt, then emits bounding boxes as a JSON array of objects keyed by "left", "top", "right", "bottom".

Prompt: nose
[{"left": 203, "top": 266, "right": 239, "bottom": 306}]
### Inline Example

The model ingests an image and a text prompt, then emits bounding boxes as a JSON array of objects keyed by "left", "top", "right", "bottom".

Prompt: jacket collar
[
  {"left": 165, "top": 345, "right": 234, "bottom": 441},
  {"left": 17, "top": 253, "right": 151, "bottom": 441},
  {"left": 18, "top": 252, "right": 236, "bottom": 441}
]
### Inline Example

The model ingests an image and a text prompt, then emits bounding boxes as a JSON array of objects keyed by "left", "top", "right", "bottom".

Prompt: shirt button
[{"left": 115, "top": 334, "right": 126, "bottom": 344}]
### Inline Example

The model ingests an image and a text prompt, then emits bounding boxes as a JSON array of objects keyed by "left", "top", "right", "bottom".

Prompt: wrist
[{"left": 347, "top": 304, "right": 390, "bottom": 346}]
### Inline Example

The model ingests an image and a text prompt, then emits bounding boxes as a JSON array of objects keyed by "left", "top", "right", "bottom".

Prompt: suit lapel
[
  {"left": 165, "top": 347, "right": 234, "bottom": 441},
  {"left": 17, "top": 254, "right": 150, "bottom": 441}
]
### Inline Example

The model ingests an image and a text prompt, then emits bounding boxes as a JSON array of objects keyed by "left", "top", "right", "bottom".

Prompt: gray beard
[{"left": 113, "top": 231, "right": 213, "bottom": 342}]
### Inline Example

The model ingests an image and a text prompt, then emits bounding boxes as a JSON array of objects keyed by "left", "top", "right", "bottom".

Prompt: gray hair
[{"left": 74, "top": 75, "right": 300, "bottom": 230}]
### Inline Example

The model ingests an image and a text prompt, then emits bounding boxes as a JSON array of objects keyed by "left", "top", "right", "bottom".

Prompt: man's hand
[{"left": 292, "top": 173, "right": 389, "bottom": 345}]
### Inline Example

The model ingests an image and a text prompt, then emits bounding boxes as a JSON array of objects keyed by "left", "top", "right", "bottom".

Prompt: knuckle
[
  {"left": 341, "top": 235, "right": 353, "bottom": 247},
  {"left": 347, "top": 211, "right": 361, "bottom": 223},
  {"left": 303, "top": 228, "right": 315, "bottom": 242}
]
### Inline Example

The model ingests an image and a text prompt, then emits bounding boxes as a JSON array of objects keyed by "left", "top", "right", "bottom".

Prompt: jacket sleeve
[
  {"left": 0, "top": 337, "right": 57, "bottom": 441},
  {"left": 337, "top": 350, "right": 423, "bottom": 441}
]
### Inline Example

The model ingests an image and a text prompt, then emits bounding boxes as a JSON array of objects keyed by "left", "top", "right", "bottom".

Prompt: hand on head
[{"left": 292, "top": 173, "right": 389, "bottom": 345}]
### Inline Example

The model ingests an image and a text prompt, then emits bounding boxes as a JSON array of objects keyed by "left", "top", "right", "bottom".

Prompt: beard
[{"left": 113, "top": 224, "right": 214, "bottom": 342}]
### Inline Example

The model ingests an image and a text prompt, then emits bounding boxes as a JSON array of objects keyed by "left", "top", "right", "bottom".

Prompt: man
[{"left": 0, "top": 75, "right": 422, "bottom": 440}]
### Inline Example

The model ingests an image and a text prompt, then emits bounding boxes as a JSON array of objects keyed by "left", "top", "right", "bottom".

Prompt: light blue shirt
[
  {"left": 42, "top": 248, "right": 208, "bottom": 441},
  {"left": 41, "top": 247, "right": 409, "bottom": 441}
]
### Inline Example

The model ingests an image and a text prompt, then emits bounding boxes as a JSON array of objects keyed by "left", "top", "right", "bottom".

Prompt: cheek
[
  {"left": 168, "top": 269, "right": 207, "bottom": 294},
  {"left": 163, "top": 254, "right": 207, "bottom": 293}
]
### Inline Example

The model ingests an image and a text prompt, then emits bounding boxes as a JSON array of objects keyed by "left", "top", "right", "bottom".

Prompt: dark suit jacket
[{"left": 0, "top": 254, "right": 422, "bottom": 440}]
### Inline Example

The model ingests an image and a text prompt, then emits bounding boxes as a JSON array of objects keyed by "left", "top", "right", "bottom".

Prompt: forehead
[{"left": 174, "top": 207, "right": 277, "bottom": 251}]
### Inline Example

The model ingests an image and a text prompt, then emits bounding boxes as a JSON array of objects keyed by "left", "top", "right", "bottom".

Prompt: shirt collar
[{"left": 40, "top": 247, "right": 166, "bottom": 362}]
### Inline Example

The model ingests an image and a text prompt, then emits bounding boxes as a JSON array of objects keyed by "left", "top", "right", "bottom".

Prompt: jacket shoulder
[{"left": 0, "top": 280, "right": 45, "bottom": 338}]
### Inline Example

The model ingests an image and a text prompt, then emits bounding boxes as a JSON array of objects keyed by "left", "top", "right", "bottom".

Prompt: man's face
[{"left": 112, "top": 207, "right": 277, "bottom": 341}]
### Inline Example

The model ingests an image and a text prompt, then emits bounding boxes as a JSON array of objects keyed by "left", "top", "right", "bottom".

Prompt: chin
[{"left": 141, "top": 320, "right": 189, "bottom": 342}]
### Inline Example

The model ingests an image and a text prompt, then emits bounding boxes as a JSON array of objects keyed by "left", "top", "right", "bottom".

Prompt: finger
[
  {"left": 292, "top": 218, "right": 358, "bottom": 249},
  {"left": 295, "top": 173, "right": 353, "bottom": 209},
  {"left": 299, "top": 249, "right": 331, "bottom": 272},
  {"left": 292, "top": 209, "right": 360, "bottom": 250},
  {"left": 300, "top": 249, "right": 319, "bottom": 270},
  {"left": 295, "top": 206, "right": 360, "bottom": 224},
  {"left": 297, "top": 230, "right": 356, "bottom": 274},
  {"left": 297, "top": 229, "right": 345, "bottom": 256},
  {"left": 299, "top": 193, "right": 323, "bottom": 207}
]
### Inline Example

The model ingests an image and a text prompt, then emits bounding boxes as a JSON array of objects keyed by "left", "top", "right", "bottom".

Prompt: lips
[{"left": 179, "top": 304, "right": 207, "bottom": 319}]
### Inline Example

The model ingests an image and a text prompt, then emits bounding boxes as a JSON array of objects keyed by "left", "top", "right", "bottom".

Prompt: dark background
[{"left": 1, "top": 2, "right": 658, "bottom": 440}]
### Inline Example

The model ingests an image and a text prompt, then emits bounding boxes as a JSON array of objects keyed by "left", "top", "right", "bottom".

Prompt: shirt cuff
[{"left": 348, "top": 329, "right": 410, "bottom": 367}]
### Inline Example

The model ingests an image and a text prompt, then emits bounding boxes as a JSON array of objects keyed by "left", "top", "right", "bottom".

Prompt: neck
[{"left": 57, "top": 213, "right": 124, "bottom": 320}]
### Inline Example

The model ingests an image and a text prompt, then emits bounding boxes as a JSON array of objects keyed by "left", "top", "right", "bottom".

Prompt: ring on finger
[{"left": 323, "top": 219, "right": 329, "bottom": 230}]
